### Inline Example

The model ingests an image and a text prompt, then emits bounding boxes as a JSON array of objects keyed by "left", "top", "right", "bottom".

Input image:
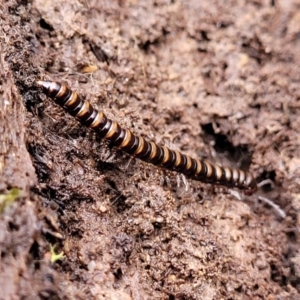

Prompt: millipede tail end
[{"left": 243, "top": 175, "right": 257, "bottom": 196}]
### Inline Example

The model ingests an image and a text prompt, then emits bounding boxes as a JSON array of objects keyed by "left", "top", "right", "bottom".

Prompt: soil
[{"left": 1, "top": 0, "right": 300, "bottom": 299}]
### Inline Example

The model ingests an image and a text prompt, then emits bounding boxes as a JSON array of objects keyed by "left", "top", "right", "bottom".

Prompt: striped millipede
[{"left": 37, "top": 80, "right": 258, "bottom": 196}]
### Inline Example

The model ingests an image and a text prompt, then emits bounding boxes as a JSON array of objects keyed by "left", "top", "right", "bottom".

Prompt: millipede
[{"left": 37, "top": 80, "right": 258, "bottom": 196}]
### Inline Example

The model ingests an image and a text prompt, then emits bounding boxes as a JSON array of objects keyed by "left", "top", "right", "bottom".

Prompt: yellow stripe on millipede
[
  {"left": 119, "top": 129, "right": 132, "bottom": 148},
  {"left": 133, "top": 137, "right": 145, "bottom": 155},
  {"left": 65, "top": 92, "right": 78, "bottom": 107},
  {"left": 105, "top": 121, "right": 118, "bottom": 139},
  {"left": 149, "top": 142, "right": 157, "bottom": 160},
  {"left": 90, "top": 112, "right": 104, "bottom": 128},
  {"left": 56, "top": 85, "right": 67, "bottom": 98},
  {"left": 77, "top": 101, "right": 90, "bottom": 117}
]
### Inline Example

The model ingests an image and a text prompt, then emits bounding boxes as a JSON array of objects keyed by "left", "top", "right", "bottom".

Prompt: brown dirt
[{"left": 1, "top": 0, "right": 300, "bottom": 299}]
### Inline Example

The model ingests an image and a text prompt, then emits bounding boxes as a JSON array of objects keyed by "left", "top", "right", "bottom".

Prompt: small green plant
[
  {"left": 0, "top": 188, "right": 21, "bottom": 213},
  {"left": 49, "top": 244, "right": 64, "bottom": 263}
]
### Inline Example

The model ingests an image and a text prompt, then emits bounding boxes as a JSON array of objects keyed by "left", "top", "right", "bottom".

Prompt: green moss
[
  {"left": 50, "top": 244, "right": 64, "bottom": 263},
  {"left": 0, "top": 188, "right": 22, "bottom": 213}
]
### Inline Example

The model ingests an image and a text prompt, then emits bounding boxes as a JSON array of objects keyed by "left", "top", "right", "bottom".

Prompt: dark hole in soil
[
  {"left": 27, "top": 143, "right": 51, "bottom": 182},
  {"left": 96, "top": 160, "right": 117, "bottom": 173},
  {"left": 257, "top": 170, "right": 276, "bottom": 192},
  {"left": 113, "top": 267, "right": 123, "bottom": 280},
  {"left": 29, "top": 240, "right": 41, "bottom": 269},
  {"left": 44, "top": 273, "right": 55, "bottom": 284},
  {"left": 235, "top": 285, "right": 243, "bottom": 293},
  {"left": 270, "top": 263, "right": 287, "bottom": 286},
  {"left": 43, "top": 231, "right": 60, "bottom": 245},
  {"left": 8, "top": 221, "right": 20, "bottom": 231},
  {"left": 106, "top": 180, "right": 128, "bottom": 212},
  {"left": 153, "top": 222, "right": 163, "bottom": 230},
  {"left": 200, "top": 30, "right": 210, "bottom": 41},
  {"left": 39, "top": 18, "right": 54, "bottom": 31},
  {"left": 201, "top": 123, "right": 252, "bottom": 169},
  {"left": 286, "top": 230, "right": 297, "bottom": 243},
  {"left": 290, "top": 263, "right": 300, "bottom": 292}
]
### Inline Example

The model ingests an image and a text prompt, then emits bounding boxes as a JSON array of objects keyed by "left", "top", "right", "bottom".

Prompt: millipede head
[
  {"left": 36, "top": 80, "right": 51, "bottom": 91},
  {"left": 37, "top": 80, "right": 61, "bottom": 98}
]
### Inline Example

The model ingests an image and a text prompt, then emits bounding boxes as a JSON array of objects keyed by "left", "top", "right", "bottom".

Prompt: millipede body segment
[{"left": 37, "top": 80, "right": 257, "bottom": 195}]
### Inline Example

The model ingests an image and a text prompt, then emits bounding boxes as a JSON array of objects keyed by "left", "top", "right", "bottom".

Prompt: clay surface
[{"left": 1, "top": 0, "right": 300, "bottom": 299}]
